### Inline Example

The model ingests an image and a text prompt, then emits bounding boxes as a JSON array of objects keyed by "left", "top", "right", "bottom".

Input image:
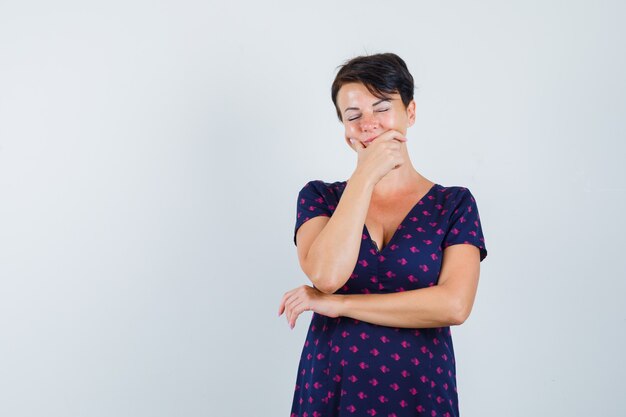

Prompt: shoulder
[
  {"left": 438, "top": 183, "right": 471, "bottom": 194},
  {"left": 435, "top": 184, "right": 482, "bottom": 216},
  {"left": 437, "top": 184, "right": 477, "bottom": 201},
  {"left": 298, "top": 179, "right": 347, "bottom": 198},
  {"left": 436, "top": 184, "right": 470, "bottom": 202}
]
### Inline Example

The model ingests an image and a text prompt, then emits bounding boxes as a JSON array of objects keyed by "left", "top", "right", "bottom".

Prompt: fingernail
[{"left": 349, "top": 138, "right": 355, "bottom": 144}]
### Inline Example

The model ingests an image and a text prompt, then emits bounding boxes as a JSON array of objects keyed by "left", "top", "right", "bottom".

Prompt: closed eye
[{"left": 347, "top": 108, "right": 390, "bottom": 121}]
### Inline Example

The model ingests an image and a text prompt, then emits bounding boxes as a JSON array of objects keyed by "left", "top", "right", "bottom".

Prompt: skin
[{"left": 278, "top": 82, "right": 481, "bottom": 330}]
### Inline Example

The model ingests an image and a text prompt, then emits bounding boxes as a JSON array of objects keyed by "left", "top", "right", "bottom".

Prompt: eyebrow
[{"left": 343, "top": 98, "right": 390, "bottom": 114}]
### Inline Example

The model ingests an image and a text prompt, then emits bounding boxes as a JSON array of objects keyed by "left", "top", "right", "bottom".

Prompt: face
[{"left": 336, "top": 82, "right": 416, "bottom": 149}]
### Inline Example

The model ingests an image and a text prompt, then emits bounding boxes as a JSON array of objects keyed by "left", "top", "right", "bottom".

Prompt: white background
[{"left": 1, "top": 1, "right": 625, "bottom": 416}]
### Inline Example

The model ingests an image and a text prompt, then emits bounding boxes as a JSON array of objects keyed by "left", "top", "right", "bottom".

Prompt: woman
[{"left": 278, "top": 53, "right": 488, "bottom": 417}]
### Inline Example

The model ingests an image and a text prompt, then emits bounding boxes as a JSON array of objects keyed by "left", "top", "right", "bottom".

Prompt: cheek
[{"left": 382, "top": 113, "right": 398, "bottom": 127}]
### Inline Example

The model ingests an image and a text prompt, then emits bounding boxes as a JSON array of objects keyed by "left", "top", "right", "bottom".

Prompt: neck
[{"left": 371, "top": 160, "right": 429, "bottom": 199}]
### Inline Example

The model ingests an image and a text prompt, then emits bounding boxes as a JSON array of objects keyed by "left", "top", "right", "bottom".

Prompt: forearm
[
  {"left": 335, "top": 285, "right": 463, "bottom": 328},
  {"left": 307, "top": 172, "right": 375, "bottom": 293}
]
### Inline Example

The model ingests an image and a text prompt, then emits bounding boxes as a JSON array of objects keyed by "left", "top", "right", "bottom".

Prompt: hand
[
  {"left": 278, "top": 285, "right": 342, "bottom": 329},
  {"left": 350, "top": 130, "right": 407, "bottom": 185}
]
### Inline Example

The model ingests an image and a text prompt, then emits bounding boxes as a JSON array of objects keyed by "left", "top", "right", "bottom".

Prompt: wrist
[
  {"left": 349, "top": 170, "right": 376, "bottom": 190},
  {"left": 330, "top": 293, "right": 347, "bottom": 317}
]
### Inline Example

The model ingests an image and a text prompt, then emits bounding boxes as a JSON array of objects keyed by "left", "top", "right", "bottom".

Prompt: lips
[{"left": 363, "top": 136, "right": 377, "bottom": 144}]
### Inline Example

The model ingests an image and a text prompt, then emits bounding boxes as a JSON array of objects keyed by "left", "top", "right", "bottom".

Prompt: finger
[
  {"left": 285, "top": 292, "right": 301, "bottom": 309},
  {"left": 388, "top": 133, "right": 407, "bottom": 142},
  {"left": 287, "top": 298, "right": 307, "bottom": 327},
  {"left": 350, "top": 138, "right": 365, "bottom": 151},
  {"left": 282, "top": 293, "right": 297, "bottom": 321},
  {"left": 285, "top": 296, "right": 304, "bottom": 325},
  {"left": 284, "top": 285, "right": 312, "bottom": 325},
  {"left": 379, "top": 130, "right": 407, "bottom": 142},
  {"left": 289, "top": 301, "right": 307, "bottom": 328},
  {"left": 278, "top": 291, "right": 294, "bottom": 316},
  {"left": 278, "top": 298, "right": 288, "bottom": 316}
]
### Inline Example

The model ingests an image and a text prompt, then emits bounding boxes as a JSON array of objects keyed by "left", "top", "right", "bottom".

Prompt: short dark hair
[{"left": 331, "top": 52, "right": 415, "bottom": 122}]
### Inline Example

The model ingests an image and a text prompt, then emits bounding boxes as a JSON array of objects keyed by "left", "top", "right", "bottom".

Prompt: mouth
[{"left": 363, "top": 136, "right": 377, "bottom": 144}]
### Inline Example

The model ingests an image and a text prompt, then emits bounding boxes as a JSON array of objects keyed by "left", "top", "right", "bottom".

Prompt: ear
[{"left": 406, "top": 100, "right": 417, "bottom": 127}]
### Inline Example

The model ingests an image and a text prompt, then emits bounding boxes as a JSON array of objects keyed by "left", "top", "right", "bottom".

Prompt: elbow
[
  {"left": 315, "top": 284, "right": 340, "bottom": 294},
  {"left": 303, "top": 257, "right": 339, "bottom": 294},
  {"left": 450, "top": 299, "right": 471, "bottom": 326},
  {"left": 309, "top": 268, "right": 344, "bottom": 294},
  {"left": 306, "top": 258, "right": 347, "bottom": 294},
  {"left": 310, "top": 275, "right": 342, "bottom": 294}
]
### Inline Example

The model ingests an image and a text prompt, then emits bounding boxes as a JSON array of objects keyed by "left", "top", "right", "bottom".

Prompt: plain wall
[{"left": 1, "top": 1, "right": 625, "bottom": 416}]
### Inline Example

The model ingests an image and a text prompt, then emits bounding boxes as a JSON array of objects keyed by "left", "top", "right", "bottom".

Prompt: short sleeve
[
  {"left": 442, "top": 187, "right": 488, "bottom": 262},
  {"left": 294, "top": 180, "right": 333, "bottom": 246}
]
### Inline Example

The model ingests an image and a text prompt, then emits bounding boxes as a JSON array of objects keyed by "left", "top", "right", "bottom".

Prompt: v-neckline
[{"left": 359, "top": 182, "right": 439, "bottom": 254}]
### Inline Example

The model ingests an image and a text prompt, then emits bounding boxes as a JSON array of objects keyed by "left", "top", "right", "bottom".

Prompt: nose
[{"left": 359, "top": 112, "right": 379, "bottom": 132}]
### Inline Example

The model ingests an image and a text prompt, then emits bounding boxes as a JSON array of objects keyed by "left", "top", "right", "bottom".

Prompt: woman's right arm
[
  {"left": 296, "top": 130, "right": 407, "bottom": 294},
  {"left": 295, "top": 171, "right": 375, "bottom": 294}
]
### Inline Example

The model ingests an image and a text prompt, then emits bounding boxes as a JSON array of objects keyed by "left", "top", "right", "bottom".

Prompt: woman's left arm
[{"left": 279, "top": 244, "right": 481, "bottom": 329}]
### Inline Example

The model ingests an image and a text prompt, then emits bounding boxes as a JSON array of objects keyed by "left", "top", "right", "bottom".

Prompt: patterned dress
[{"left": 290, "top": 180, "right": 488, "bottom": 417}]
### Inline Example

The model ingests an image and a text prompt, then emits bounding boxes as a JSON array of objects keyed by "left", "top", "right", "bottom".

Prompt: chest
[{"left": 365, "top": 197, "right": 420, "bottom": 252}]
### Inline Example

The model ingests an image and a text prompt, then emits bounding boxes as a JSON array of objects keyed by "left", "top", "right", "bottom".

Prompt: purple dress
[{"left": 290, "top": 180, "right": 488, "bottom": 417}]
